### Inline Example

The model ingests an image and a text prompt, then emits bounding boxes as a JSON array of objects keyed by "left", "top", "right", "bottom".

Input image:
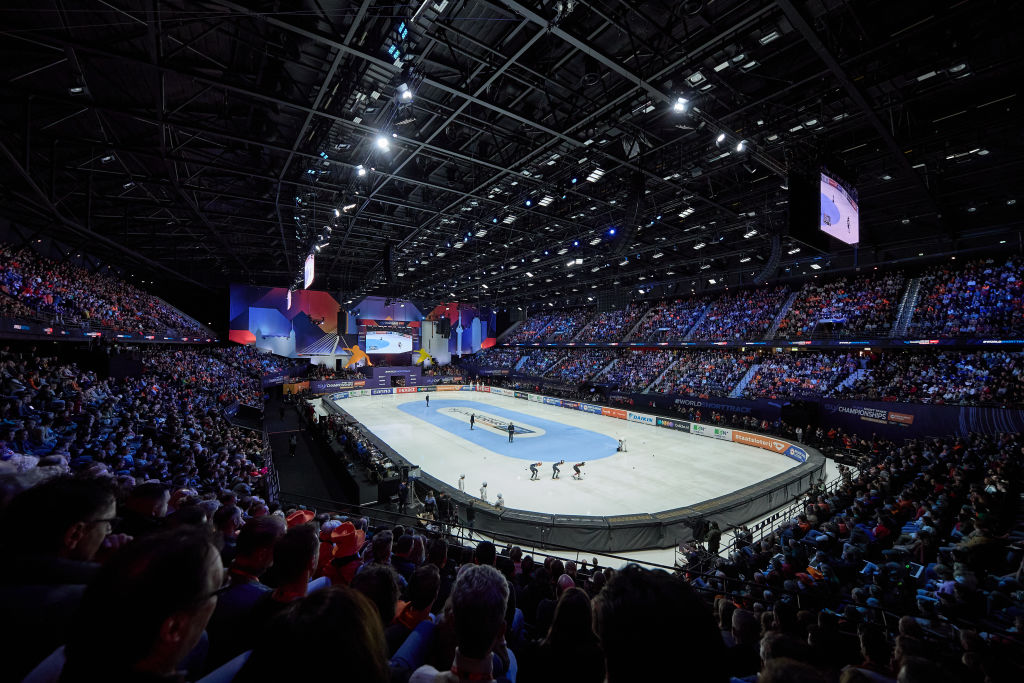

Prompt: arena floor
[{"left": 335, "top": 391, "right": 799, "bottom": 517}]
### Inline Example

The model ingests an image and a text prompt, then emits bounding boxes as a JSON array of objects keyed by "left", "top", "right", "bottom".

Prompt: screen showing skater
[
  {"left": 819, "top": 172, "right": 859, "bottom": 245},
  {"left": 365, "top": 330, "right": 413, "bottom": 354}
]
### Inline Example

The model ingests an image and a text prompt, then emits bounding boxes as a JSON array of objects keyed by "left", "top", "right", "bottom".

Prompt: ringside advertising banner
[
  {"left": 436, "top": 385, "right": 461, "bottom": 391},
  {"left": 602, "top": 407, "right": 628, "bottom": 420},
  {"left": 491, "top": 387, "right": 512, "bottom": 396},
  {"left": 396, "top": 387, "right": 417, "bottom": 394},
  {"left": 731, "top": 430, "right": 789, "bottom": 454},
  {"left": 691, "top": 423, "right": 732, "bottom": 440},
  {"left": 627, "top": 411, "right": 656, "bottom": 425},
  {"left": 581, "top": 404, "right": 603, "bottom": 415},
  {"left": 514, "top": 391, "right": 528, "bottom": 400},
  {"left": 656, "top": 417, "right": 691, "bottom": 433},
  {"left": 371, "top": 388, "right": 393, "bottom": 396}
]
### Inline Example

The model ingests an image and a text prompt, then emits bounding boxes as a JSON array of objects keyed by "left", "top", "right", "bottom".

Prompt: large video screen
[
  {"left": 820, "top": 173, "right": 859, "bottom": 245},
  {"left": 303, "top": 253, "right": 315, "bottom": 289},
  {"left": 366, "top": 330, "right": 413, "bottom": 354}
]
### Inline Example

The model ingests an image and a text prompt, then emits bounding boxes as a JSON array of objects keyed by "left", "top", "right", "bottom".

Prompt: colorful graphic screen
[{"left": 229, "top": 283, "right": 340, "bottom": 357}]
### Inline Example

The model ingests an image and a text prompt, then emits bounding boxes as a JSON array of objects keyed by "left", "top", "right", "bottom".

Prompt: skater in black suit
[
  {"left": 470, "top": 413, "right": 475, "bottom": 430},
  {"left": 425, "top": 395, "right": 430, "bottom": 407},
  {"left": 572, "top": 462, "right": 586, "bottom": 480},
  {"left": 552, "top": 459, "right": 563, "bottom": 479},
  {"left": 507, "top": 422, "right": 515, "bottom": 443},
  {"left": 529, "top": 462, "right": 541, "bottom": 480}
]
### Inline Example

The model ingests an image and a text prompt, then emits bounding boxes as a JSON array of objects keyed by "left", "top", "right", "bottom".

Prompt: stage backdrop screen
[
  {"left": 365, "top": 329, "right": 413, "bottom": 354},
  {"left": 820, "top": 172, "right": 859, "bottom": 245}
]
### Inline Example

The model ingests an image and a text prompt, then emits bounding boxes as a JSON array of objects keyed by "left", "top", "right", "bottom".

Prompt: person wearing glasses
[
  {"left": 0, "top": 477, "right": 130, "bottom": 681},
  {"left": 59, "top": 527, "right": 225, "bottom": 683}
]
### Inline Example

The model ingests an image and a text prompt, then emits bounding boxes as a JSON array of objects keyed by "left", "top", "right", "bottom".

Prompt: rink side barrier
[{"left": 321, "top": 385, "right": 824, "bottom": 552}]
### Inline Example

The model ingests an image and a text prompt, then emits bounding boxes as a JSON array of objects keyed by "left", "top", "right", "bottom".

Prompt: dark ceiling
[{"left": 0, "top": 0, "right": 1021, "bottom": 310}]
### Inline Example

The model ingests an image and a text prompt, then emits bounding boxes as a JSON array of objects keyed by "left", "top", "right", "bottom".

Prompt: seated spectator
[
  {"left": 527, "top": 586, "right": 604, "bottom": 683},
  {"left": 412, "top": 564, "right": 511, "bottom": 683},
  {"left": 593, "top": 564, "right": 728, "bottom": 682},
  {"left": 247, "top": 522, "right": 319, "bottom": 632},
  {"left": 60, "top": 527, "right": 223, "bottom": 682},
  {"left": 0, "top": 476, "right": 122, "bottom": 681},
  {"left": 205, "top": 515, "right": 287, "bottom": 670},
  {"left": 353, "top": 563, "right": 402, "bottom": 630},
  {"left": 386, "top": 564, "right": 441, "bottom": 656},
  {"left": 119, "top": 481, "right": 171, "bottom": 537},
  {"left": 232, "top": 585, "right": 390, "bottom": 683}
]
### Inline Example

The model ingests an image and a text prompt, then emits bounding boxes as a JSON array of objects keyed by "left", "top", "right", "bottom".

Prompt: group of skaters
[{"left": 529, "top": 460, "right": 586, "bottom": 480}]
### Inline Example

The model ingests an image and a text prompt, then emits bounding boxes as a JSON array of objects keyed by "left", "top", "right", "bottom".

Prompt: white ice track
[{"left": 336, "top": 392, "right": 798, "bottom": 517}]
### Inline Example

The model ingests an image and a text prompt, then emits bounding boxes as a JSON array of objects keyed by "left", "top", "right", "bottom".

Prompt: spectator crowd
[
  {"left": 777, "top": 272, "right": 905, "bottom": 338},
  {"left": 690, "top": 286, "right": 791, "bottom": 341},
  {"left": 910, "top": 257, "right": 1024, "bottom": 337},
  {"left": 0, "top": 243, "right": 208, "bottom": 334}
]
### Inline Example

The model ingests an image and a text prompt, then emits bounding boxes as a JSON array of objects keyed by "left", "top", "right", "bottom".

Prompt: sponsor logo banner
[
  {"left": 691, "top": 423, "right": 732, "bottom": 440},
  {"left": 731, "top": 430, "right": 789, "bottom": 454},
  {"left": 351, "top": 389, "right": 371, "bottom": 397},
  {"left": 543, "top": 397, "right": 561, "bottom": 405},
  {"left": 459, "top": 386, "right": 475, "bottom": 391},
  {"left": 396, "top": 387, "right": 417, "bottom": 394},
  {"left": 563, "top": 401, "right": 580, "bottom": 410},
  {"left": 827, "top": 403, "right": 915, "bottom": 427},
  {"left": 436, "top": 385, "right": 461, "bottom": 391},
  {"left": 656, "top": 417, "right": 691, "bottom": 433},
  {"left": 602, "top": 407, "right": 628, "bottom": 420},
  {"left": 478, "top": 386, "right": 491, "bottom": 393},
  {"left": 887, "top": 411, "right": 914, "bottom": 425},
  {"left": 371, "top": 388, "right": 393, "bottom": 396},
  {"left": 528, "top": 393, "right": 542, "bottom": 402},
  {"left": 513, "top": 391, "right": 528, "bottom": 400},
  {"left": 331, "top": 391, "right": 350, "bottom": 400},
  {"left": 491, "top": 387, "right": 512, "bottom": 396},
  {"left": 784, "top": 445, "right": 808, "bottom": 462},
  {"left": 580, "top": 403, "right": 603, "bottom": 415},
  {"left": 416, "top": 386, "right": 437, "bottom": 393},
  {"left": 628, "top": 411, "right": 655, "bottom": 425},
  {"left": 477, "top": 368, "right": 510, "bottom": 376}
]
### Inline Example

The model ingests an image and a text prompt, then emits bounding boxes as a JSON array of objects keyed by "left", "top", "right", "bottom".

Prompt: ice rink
[{"left": 335, "top": 391, "right": 799, "bottom": 517}]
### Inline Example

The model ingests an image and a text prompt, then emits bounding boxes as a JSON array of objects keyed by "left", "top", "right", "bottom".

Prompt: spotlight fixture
[
  {"left": 356, "top": 165, "right": 367, "bottom": 176},
  {"left": 736, "top": 140, "right": 746, "bottom": 152},
  {"left": 334, "top": 208, "right": 341, "bottom": 217},
  {"left": 673, "top": 97, "right": 688, "bottom": 113},
  {"left": 375, "top": 135, "right": 390, "bottom": 151},
  {"left": 716, "top": 133, "right": 726, "bottom": 144}
]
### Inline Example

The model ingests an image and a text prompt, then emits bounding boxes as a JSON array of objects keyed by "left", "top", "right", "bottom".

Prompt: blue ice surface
[
  {"left": 820, "top": 192, "right": 841, "bottom": 228},
  {"left": 396, "top": 398, "right": 619, "bottom": 462}
]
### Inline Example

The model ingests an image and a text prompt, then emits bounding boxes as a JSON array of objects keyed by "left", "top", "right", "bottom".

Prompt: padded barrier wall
[{"left": 321, "top": 386, "right": 825, "bottom": 552}]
